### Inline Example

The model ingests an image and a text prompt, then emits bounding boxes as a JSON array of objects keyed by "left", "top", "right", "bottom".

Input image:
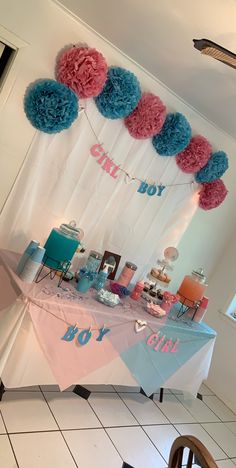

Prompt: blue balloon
[
  {"left": 195, "top": 151, "right": 229, "bottom": 183},
  {"left": 152, "top": 113, "right": 191, "bottom": 156},
  {"left": 24, "top": 79, "right": 78, "bottom": 133},
  {"left": 94, "top": 66, "right": 141, "bottom": 119}
]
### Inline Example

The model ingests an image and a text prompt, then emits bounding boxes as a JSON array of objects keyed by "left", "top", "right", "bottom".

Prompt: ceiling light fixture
[{"left": 193, "top": 38, "right": 236, "bottom": 69}]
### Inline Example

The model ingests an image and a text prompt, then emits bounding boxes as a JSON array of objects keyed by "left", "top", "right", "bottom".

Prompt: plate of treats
[{"left": 146, "top": 302, "right": 166, "bottom": 318}]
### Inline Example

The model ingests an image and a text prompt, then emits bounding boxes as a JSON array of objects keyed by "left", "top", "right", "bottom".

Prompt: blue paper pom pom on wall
[
  {"left": 152, "top": 112, "right": 191, "bottom": 156},
  {"left": 94, "top": 66, "right": 141, "bottom": 119},
  {"left": 24, "top": 79, "right": 78, "bottom": 133},
  {"left": 195, "top": 151, "right": 229, "bottom": 183}
]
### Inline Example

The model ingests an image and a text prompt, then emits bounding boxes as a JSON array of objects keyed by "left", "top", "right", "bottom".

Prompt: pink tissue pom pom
[
  {"left": 199, "top": 179, "right": 228, "bottom": 210},
  {"left": 56, "top": 46, "right": 108, "bottom": 98},
  {"left": 124, "top": 92, "right": 166, "bottom": 139},
  {"left": 176, "top": 135, "right": 212, "bottom": 173}
]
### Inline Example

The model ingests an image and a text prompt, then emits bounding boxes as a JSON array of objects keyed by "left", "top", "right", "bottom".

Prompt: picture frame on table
[{"left": 99, "top": 250, "right": 121, "bottom": 280}]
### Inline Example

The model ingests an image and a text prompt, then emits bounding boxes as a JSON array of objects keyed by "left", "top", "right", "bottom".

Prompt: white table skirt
[{"left": 0, "top": 300, "right": 215, "bottom": 394}]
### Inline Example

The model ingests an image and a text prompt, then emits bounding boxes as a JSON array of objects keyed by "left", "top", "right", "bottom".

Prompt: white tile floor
[{"left": 0, "top": 383, "right": 236, "bottom": 467}]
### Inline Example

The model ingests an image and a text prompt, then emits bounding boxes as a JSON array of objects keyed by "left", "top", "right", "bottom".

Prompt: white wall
[
  {"left": 0, "top": 0, "right": 236, "bottom": 406},
  {"left": 202, "top": 232, "right": 236, "bottom": 413}
]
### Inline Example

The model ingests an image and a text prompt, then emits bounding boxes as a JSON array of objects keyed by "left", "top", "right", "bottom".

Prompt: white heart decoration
[{"left": 135, "top": 320, "right": 147, "bottom": 333}]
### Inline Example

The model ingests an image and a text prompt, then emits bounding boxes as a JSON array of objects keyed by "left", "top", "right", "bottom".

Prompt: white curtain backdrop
[{"left": 0, "top": 100, "right": 198, "bottom": 280}]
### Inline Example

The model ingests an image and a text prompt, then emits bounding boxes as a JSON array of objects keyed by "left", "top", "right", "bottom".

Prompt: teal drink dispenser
[{"left": 43, "top": 222, "right": 82, "bottom": 271}]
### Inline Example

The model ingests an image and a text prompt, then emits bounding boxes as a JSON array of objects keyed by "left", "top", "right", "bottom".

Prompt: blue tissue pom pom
[
  {"left": 152, "top": 112, "right": 191, "bottom": 156},
  {"left": 94, "top": 66, "right": 141, "bottom": 119},
  {"left": 195, "top": 151, "right": 229, "bottom": 183},
  {"left": 24, "top": 79, "right": 78, "bottom": 133}
]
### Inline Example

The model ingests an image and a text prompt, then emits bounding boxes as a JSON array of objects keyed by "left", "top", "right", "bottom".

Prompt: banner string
[
  {"left": 23, "top": 294, "right": 212, "bottom": 343},
  {"left": 83, "top": 108, "right": 195, "bottom": 190}
]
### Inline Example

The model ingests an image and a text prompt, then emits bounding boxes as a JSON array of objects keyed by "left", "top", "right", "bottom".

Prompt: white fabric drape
[{"left": 0, "top": 100, "right": 198, "bottom": 280}]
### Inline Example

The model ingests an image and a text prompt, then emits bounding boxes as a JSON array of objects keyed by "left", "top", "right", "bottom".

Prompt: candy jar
[
  {"left": 93, "top": 265, "right": 109, "bottom": 291},
  {"left": 131, "top": 281, "right": 144, "bottom": 301},
  {"left": 117, "top": 262, "right": 137, "bottom": 287},
  {"left": 85, "top": 250, "right": 102, "bottom": 273}
]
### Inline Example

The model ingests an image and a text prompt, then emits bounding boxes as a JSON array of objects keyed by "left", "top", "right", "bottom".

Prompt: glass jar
[
  {"left": 131, "top": 281, "right": 144, "bottom": 301},
  {"left": 44, "top": 222, "right": 80, "bottom": 270},
  {"left": 117, "top": 262, "right": 137, "bottom": 287},
  {"left": 85, "top": 250, "right": 102, "bottom": 273},
  {"left": 178, "top": 268, "right": 207, "bottom": 306},
  {"left": 93, "top": 270, "right": 108, "bottom": 291},
  {"left": 59, "top": 220, "right": 84, "bottom": 240}
]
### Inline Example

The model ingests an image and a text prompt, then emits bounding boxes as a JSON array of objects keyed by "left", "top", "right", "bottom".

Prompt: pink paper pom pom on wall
[
  {"left": 176, "top": 135, "right": 212, "bottom": 173},
  {"left": 199, "top": 179, "right": 228, "bottom": 210},
  {"left": 56, "top": 46, "right": 108, "bottom": 98},
  {"left": 124, "top": 92, "right": 166, "bottom": 139}
]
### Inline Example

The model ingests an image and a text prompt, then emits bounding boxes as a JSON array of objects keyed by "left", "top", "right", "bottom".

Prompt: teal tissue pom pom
[
  {"left": 152, "top": 112, "right": 191, "bottom": 156},
  {"left": 24, "top": 79, "right": 78, "bottom": 133},
  {"left": 94, "top": 66, "right": 141, "bottom": 119},
  {"left": 195, "top": 151, "right": 229, "bottom": 183}
]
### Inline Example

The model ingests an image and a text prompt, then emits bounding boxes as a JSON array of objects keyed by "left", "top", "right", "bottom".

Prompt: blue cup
[{"left": 77, "top": 276, "right": 94, "bottom": 293}]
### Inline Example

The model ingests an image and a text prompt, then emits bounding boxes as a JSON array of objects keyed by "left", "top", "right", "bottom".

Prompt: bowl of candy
[
  {"left": 146, "top": 302, "right": 166, "bottom": 318},
  {"left": 96, "top": 289, "right": 120, "bottom": 307}
]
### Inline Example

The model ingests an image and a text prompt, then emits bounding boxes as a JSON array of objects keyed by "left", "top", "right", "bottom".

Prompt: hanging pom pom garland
[
  {"left": 94, "top": 66, "right": 141, "bottom": 119},
  {"left": 124, "top": 92, "right": 166, "bottom": 139},
  {"left": 176, "top": 135, "right": 212, "bottom": 174},
  {"left": 56, "top": 46, "right": 108, "bottom": 98},
  {"left": 24, "top": 79, "right": 78, "bottom": 133},
  {"left": 195, "top": 151, "right": 229, "bottom": 183},
  {"left": 22, "top": 43, "right": 229, "bottom": 210},
  {"left": 152, "top": 113, "right": 191, "bottom": 156},
  {"left": 198, "top": 179, "right": 228, "bottom": 210}
]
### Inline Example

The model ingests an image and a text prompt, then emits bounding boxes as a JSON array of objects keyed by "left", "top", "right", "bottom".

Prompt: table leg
[
  {"left": 140, "top": 387, "right": 154, "bottom": 400},
  {"left": 73, "top": 385, "right": 91, "bottom": 400},
  {"left": 122, "top": 462, "right": 135, "bottom": 468},
  {"left": 159, "top": 387, "right": 164, "bottom": 403},
  {"left": 197, "top": 392, "right": 203, "bottom": 401},
  {"left": 0, "top": 381, "right": 5, "bottom": 401}
]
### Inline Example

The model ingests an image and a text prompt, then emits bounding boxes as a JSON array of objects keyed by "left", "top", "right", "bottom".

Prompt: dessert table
[{"left": 0, "top": 250, "right": 216, "bottom": 397}]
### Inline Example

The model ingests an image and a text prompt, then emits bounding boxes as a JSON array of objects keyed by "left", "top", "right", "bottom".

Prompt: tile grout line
[
  {"left": 198, "top": 421, "right": 233, "bottom": 460},
  {"left": 201, "top": 395, "right": 236, "bottom": 424},
  {"left": 173, "top": 392, "right": 236, "bottom": 459},
  {"left": 115, "top": 390, "right": 167, "bottom": 465},
  {"left": 39, "top": 386, "right": 79, "bottom": 468},
  {"left": 111, "top": 387, "right": 168, "bottom": 466},
  {"left": 113, "top": 386, "right": 174, "bottom": 426},
  {"left": 1, "top": 420, "right": 229, "bottom": 434},
  {"left": 86, "top": 392, "right": 126, "bottom": 464},
  {"left": 114, "top": 387, "right": 233, "bottom": 464},
  {"left": 152, "top": 390, "right": 234, "bottom": 462},
  {"left": 0, "top": 407, "right": 20, "bottom": 468}
]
